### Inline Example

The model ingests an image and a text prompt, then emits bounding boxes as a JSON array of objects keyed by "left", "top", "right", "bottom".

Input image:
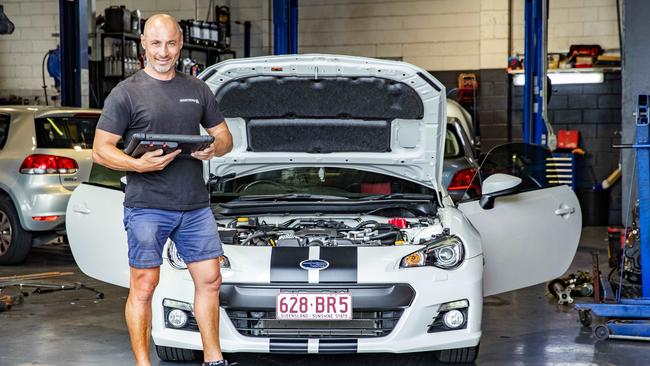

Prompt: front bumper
[{"left": 151, "top": 255, "right": 483, "bottom": 354}]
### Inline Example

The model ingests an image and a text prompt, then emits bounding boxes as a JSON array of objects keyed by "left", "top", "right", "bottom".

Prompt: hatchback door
[
  {"left": 66, "top": 164, "right": 130, "bottom": 288},
  {"left": 457, "top": 143, "right": 582, "bottom": 296},
  {"left": 33, "top": 113, "right": 100, "bottom": 190}
]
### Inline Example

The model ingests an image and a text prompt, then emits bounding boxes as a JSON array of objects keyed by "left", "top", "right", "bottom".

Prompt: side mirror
[
  {"left": 206, "top": 172, "right": 236, "bottom": 193},
  {"left": 479, "top": 173, "right": 522, "bottom": 210}
]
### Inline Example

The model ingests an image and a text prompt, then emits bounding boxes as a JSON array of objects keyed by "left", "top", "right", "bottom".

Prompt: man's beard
[{"left": 147, "top": 55, "right": 177, "bottom": 73}]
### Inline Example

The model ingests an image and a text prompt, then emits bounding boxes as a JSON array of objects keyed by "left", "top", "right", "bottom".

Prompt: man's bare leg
[
  {"left": 187, "top": 258, "right": 223, "bottom": 362},
  {"left": 126, "top": 267, "right": 160, "bottom": 366}
]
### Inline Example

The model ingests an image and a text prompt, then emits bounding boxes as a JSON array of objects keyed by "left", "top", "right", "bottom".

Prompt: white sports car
[{"left": 66, "top": 55, "right": 581, "bottom": 363}]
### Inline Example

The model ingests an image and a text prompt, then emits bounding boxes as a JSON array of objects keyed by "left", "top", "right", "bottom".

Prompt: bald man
[{"left": 93, "top": 14, "right": 233, "bottom": 366}]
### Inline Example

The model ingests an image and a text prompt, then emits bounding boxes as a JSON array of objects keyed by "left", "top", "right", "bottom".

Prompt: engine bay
[{"left": 216, "top": 215, "right": 445, "bottom": 247}]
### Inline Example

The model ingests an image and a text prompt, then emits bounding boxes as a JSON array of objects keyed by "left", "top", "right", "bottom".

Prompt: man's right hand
[
  {"left": 135, "top": 148, "right": 182, "bottom": 172},
  {"left": 93, "top": 129, "right": 184, "bottom": 173}
]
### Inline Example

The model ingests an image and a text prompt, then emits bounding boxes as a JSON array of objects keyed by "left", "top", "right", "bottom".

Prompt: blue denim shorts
[{"left": 123, "top": 206, "right": 223, "bottom": 269}]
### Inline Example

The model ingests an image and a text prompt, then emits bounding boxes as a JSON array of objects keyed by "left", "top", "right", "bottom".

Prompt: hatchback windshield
[
  {"left": 211, "top": 167, "right": 436, "bottom": 199},
  {"left": 35, "top": 116, "right": 99, "bottom": 149},
  {"left": 444, "top": 128, "right": 462, "bottom": 158}
]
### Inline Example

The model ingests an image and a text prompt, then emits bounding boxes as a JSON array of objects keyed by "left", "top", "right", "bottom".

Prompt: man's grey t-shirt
[{"left": 97, "top": 70, "right": 224, "bottom": 211}]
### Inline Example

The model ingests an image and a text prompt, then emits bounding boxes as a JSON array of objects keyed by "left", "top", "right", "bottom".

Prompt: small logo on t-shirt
[{"left": 179, "top": 98, "right": 200, "bottom": 104}]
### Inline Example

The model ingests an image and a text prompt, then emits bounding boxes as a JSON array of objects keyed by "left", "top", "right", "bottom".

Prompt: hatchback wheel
[{"left": 0, "top": 196, "right": 32, "bottom": 265}]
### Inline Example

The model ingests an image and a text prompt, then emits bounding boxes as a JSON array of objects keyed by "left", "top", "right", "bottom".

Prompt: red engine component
[{"left": 388, "top": 217, "right": 408, "bottom": 229}]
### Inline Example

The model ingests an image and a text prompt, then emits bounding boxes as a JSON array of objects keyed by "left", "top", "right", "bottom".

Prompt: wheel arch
[{"left": 0, "top": 184, "right": 27, "bottom": 230}]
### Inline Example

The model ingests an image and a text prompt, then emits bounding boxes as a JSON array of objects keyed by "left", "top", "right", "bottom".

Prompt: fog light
[
  {"left": 442, "top": 309, "right": 465, "bottom": 329},
  {"left": 167, "top": 309, "right": 189, "bottom": 328},
  {"left": 428, "top": 300, "right": 469, "bottom": 333}
]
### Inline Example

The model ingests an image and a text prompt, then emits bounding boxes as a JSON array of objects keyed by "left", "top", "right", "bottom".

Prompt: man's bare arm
[
  {"left": 191, "top": 122, "right": 233, "bottom": 160},
  {"left": 92, "top": 129, "right": 181, "bottom": 172},
  {"left": 208, "top": 121, "right": 233, "bottom": 156}
]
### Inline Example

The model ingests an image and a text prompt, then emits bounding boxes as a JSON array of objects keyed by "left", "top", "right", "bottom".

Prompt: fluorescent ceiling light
[{"left": 512, "top": 71, "right": 604, "bottom": 86}]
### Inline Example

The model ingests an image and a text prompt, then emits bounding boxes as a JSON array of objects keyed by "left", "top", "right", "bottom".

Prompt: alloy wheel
[{"left": 0, "top": 210, "right": 12, "bottom": 255}]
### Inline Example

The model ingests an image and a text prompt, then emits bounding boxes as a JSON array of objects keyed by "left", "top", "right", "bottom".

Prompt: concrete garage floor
[{"left": 2, "top": 227, "right": 650, "bottom": 365}]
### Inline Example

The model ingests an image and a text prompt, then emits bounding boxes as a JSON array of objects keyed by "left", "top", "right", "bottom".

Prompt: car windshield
[
  {"left": 34, "top": 115, "right": 99, "bottom": 149},
  {"left": 211, "top": 167, "right": 436, "bottom": 201}
]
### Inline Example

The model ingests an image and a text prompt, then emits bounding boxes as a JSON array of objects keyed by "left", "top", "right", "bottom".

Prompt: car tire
[
  {"left": 155, "top": 345, "right": 200, "bottom": 362},
  {"left": 435, "top": 343, "right": 479, "bottom": 363},
  {"left": 0, "top": 196, "right": 32, "bottom": 265}
]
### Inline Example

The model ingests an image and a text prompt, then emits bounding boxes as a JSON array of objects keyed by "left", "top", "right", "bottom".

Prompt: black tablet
[{"left": 124, "top": 133, "right": 215, "bottom": 158}]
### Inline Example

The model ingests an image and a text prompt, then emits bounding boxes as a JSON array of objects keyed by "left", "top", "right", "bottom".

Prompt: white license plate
[{"left": 276, "top": 292, "right": 352, "bottom": 320}]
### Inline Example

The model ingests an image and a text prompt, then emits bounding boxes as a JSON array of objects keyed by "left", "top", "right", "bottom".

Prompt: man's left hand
[{"left": 191, "top": 145, "right": 217, "bottom": 160}]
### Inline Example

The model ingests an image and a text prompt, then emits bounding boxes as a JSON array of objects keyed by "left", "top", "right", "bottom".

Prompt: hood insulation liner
[
  {"left": 215, "top": 76, "right": 424, "bottom": 120},
  {"left": 247, "top": 118, "right": 390, "bottom": 153}
]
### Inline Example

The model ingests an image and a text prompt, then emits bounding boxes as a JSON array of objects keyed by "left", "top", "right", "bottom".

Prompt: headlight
[
  {"left": 167, "top": 241, "right": 231, "bottom": 270},
  {"left": 400, "top": 236, "right": 464, "bottom": 269},
  {"left": 167, "top": 241, "right": 187, "bottom": 270},
  {"left": 218, "top": 255, "right": 231, "bottom": 269}
]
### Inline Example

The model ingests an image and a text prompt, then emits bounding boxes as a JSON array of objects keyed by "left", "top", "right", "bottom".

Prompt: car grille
[{"left": 226, "top": 310, "right": 403, "bottom": 338}]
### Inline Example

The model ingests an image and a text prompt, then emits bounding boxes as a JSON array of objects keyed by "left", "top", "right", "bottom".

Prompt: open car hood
[{"left": 202, "top": 54, "right": 446, "bottom": 190}]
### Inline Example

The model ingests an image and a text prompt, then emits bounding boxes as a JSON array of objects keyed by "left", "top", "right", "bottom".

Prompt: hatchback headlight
[
  {"left": 167, "top": 242, "right": 231, "bottom": 270},
  {"left": 400, "top": 236, "right": 464, "bottom": 269}
]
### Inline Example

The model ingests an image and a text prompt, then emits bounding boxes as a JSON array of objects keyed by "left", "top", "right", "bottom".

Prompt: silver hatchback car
[
  {"left": 443, "top": 99, "right": 479, "bottom": 202},
  {"left": 0, "top": 106, "right": 100, "bottom": 264}
]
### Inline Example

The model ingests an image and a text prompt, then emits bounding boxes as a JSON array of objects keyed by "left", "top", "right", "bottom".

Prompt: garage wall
[
  {"left": 298, "top": 0, "right": 496, "bottom": 70},
  {"left": 94, "top": 0, "right": 272, "bottom": 58},
  {"left": 432, "top": 68, "right": 623, "bottom": 225},
  {"left": 510, "top": 0, "right": 621, "bottom": 54},
  {"left": 0, "top": 0, "right": 60, "bottom": 103},
  {"left": 0, "top": 1, "right": 620, "bottom": 100},
  {"left": 0, "top": 0, "right": 268, "bottom": 103},
  {"left": 295, "top": 0, "right": 619, "bottom": 70},
  {"left": 0, "top": 0, "right": 218, "bottom": 103},
  {"left": 512, "top": 72, "right": 623, "bottom": 225}
]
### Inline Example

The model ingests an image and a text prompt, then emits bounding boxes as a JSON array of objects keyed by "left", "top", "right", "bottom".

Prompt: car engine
[{"left": 217, "top": 216, "right": 444, "bottom": 247}]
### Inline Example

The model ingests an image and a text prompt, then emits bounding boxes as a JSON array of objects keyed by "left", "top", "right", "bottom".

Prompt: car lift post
[
  {"left": 522, "top": 0, "right": 553, "bottom": 184},
  {"left": 273, "top": 0, "right": 298, "bottom": 55},
  {"left": 59, "top": 0, "right": 88, "bottom": 107},
  {"left": 575, "top": 94, "right": 650, "bottom": 340},
  {"left": 523, "top": 0, "right": 551, "bottom": 147}
]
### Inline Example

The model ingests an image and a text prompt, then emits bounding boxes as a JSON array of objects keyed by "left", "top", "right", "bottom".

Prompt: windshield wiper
[
  {"left": 362, "top": 193, "right": 435, "bottom": 200},
  {"left": 235, "top": 193, "right": 348, "bottom": 201}
]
